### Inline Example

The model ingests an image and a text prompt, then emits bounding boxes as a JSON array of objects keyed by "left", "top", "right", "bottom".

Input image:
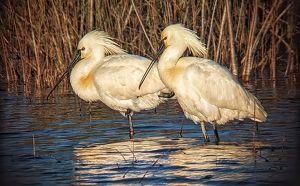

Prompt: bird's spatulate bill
[
  {"left": 46, "top": 51, "right": 81, "bottom": 100},
  {"left": 138, "top": 43, "right": 165, "bottom": 89}
]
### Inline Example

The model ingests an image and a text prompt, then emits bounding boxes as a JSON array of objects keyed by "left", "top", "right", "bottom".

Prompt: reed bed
[{"left": 0, "top": 0, "right": 298, "bottom": 96}]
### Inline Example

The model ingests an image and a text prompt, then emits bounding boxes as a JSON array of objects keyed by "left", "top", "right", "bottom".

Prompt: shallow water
[{"left": 0, "top": 78, "right": 299, "bottom": 185}]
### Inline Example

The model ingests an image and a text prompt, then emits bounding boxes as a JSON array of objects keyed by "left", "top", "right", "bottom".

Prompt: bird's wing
[
  {"left": 93, "top": 54, "right": 166, "bottom": 100},
  {"left": 179, "top": 57, "right": 251, "bottom": 111}
]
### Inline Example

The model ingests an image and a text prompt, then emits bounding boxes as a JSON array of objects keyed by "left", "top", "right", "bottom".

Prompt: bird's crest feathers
[
  {"left": 162, "top": 24, "right": 207, "bottom": 57},
  {"left": 80, "top": 30, "right": 127, "bottom": 55}
]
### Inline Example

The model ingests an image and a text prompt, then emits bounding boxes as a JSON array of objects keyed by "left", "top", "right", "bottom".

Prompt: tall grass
[{"left": 0, "top": 0, "right": 298, "bottom": 96}]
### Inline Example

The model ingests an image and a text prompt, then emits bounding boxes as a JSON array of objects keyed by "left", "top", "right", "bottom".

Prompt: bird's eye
[{"left": 81, "top": 47, "right": 85, "bottom": 51}]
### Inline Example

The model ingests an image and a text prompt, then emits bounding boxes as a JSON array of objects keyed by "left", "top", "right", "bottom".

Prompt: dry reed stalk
[
  {"left": 88, "top": 0, "right": 94, "bottom": 31},
  {"left": 241, "top": 0, "right": 258, "bottom": 82},
  {"left": 251, "top": 1, "right": 281, "bottom": 57},
  {"left": 206, "top": 0, "right": 218, "bottom": 57},
  {"left": 139, "top": 153, "right": 162, "bottom": 183},
  {"left": 27, "top": 0, "right": 41, "bottom": 88},
  {"left": 215, "top": 7, "right": 226, "bottom": 62},
  {"left": 200, "top": 0, "right": 206, "bottom": 40},
  {"left": 1, "top": 34, "right": 16, "bottom": 82},
  {"left": 235, "top": 0, "right": 244, "bottom": 41},
  {"left": 225, "top": 0, "right": 238, "bottom": 76},
  {"left": 271, "top": 23, "right": 277, "bottom": 80},
  {"left": 130, "top": 0, "right": 155, "bottom": 54},
  {"left": 79, "top": 1, "right": 85, "bottom": 36},
  {"left": 285, "top": 14, "right": 295, "bottom": 77},
  {"left": 115, "top": 149, "right": 128, "bottom": 162}
]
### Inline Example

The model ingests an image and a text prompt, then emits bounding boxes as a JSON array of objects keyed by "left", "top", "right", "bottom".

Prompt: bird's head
[
  {"left": 161, "top": 24, "right": 207, "bottom": 58},
  {"left": 76, "top": 30, "right": 126, "bottom": 60},
  {"left": 138, "top": 24, "right": 207, "bottom": 90},
  {"left": 46, "top": 30, "right": 126, "bottom": 100}
]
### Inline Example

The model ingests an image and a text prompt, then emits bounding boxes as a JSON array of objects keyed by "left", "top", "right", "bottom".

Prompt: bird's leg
[
  {"left": 179, "top": 122, "right": 183, "bottom": 138},
  {"left": 126, "top": 109, "right": 134, "bottom": 139},
  {"left": 213, "top": 124, "right": 220, "bottom": 144},
  {"left": 89, "top": 102, "right": 92, "bottom": 122},
  {"left": 200, "top": 122, "right": 210, "bottom": 142}
]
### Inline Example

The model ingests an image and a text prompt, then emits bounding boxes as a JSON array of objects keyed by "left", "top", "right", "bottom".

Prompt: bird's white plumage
[
  {"left": 94, "top": 54, "right": 167, "bottom": 114},
  {"left": 156, "top": 24, "right": 267, "bottom": 126},
  {"left": 70, "top": 30, "right": 126, "bottom": 102},
  {"left": 70, "top": 30, "right": 170, "bottom": 117}
]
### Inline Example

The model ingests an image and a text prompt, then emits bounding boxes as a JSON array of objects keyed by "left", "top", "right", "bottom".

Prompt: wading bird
[
  {"left": 47, "top": 30, "right": 174, "bottom": 138},
  {"left": 139, "top": 24, "right": 267, "bottom": 143}
]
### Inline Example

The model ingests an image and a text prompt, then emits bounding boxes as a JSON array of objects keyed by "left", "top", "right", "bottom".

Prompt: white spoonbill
[
  {"left": 47, "top": 30, "right": 174, "bottom": 138},
  {"left": 139, "top": 24, "right": 267, "bottom": 142}
]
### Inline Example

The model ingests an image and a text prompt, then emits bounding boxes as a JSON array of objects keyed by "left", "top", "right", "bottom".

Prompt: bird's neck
[
  {"left": 157, "top": 45, "right": 186, "bottom": 87},
  {"left": 70, "top": 52, "right": 105, "bottom": 102},
  {"left": 158, "top": 45, "right": 185, "bottom": 71}
]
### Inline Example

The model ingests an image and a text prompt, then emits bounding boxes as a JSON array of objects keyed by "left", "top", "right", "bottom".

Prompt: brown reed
[{"left": 0, "top": 0, "right": 298, "bottom": 96}]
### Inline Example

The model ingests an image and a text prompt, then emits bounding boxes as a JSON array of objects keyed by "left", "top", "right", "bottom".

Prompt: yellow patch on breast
[
  {"left": 80, "top": 73, "right": 93, "bottom": 88},
  {"left": 165, "top": 67, "right": 183, "bottom": 81},
  {"left": 161, "top": 67, "right": 184, "bottom": 89}
]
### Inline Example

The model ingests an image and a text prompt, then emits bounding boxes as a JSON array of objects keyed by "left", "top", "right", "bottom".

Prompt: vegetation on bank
[{"left": 0, "top": 0, "right": 298, "bottom": 95}]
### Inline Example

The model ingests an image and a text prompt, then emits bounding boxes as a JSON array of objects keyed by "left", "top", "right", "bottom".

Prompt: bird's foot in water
[
  {"left": 214, "top": 135, "right": 220, "bottom": 145},
  {"left": 203, "top": 138, "right": 210, "bottom": 144},
  {"left": 203, "top": 133, "right": 210, "bottom": 144},
  {"left": 213, "top": 124, "right": 220, "bottom": 145}
]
